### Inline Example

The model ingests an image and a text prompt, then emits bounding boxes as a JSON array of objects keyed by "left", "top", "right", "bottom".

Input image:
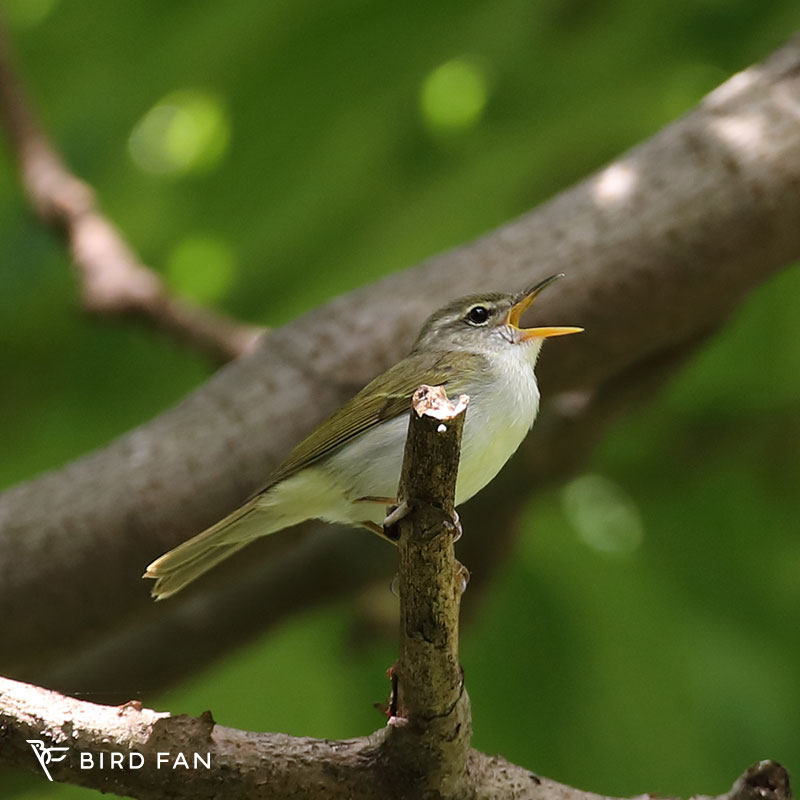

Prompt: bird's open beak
[{"left": 505, "top": 273, "right": 584, "bottom": 342}]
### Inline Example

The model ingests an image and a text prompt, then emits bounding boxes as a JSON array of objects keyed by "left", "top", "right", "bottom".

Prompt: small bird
[{"left": 144, "top": 274, "right": 582, "bottom": 599}]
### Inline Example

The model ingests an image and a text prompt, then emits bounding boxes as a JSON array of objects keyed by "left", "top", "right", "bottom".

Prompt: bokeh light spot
[
  {"left": 128, "top": 90, "right": 230, "bottom": 176},
  {"left": 166, "top": 235, "right": 236, "bottom": 304},
  {"left": 420, "top": 57, "right": 489, "bottom": 134},
  {"left": 561, "top": 474, "right": 644, "bottom": 556}
]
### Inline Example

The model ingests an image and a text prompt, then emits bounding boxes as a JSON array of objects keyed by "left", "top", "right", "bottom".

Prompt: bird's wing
[{"left": 263, "top": 350, "right": 487, "bottom": 489}]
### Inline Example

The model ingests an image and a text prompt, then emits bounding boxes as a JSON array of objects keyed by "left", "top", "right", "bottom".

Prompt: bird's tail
[{"left": 144, "top": 498, "right": 279, "bottom": 600}]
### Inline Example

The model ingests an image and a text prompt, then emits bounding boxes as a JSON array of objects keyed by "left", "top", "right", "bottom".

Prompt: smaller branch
[
  {"left": 0, "top": 23, "right": 263, "bottom": 362},
  {"left": 381, "top": 385, "right": 472, "bottom": 799},
  {"left": 0, "top": 675, "right": 382, "bottom": 800}
]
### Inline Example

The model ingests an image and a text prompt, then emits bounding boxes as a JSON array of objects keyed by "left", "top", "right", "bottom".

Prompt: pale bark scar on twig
[{"left": 412, "top": 384, "right": 470, "bottom": 420}]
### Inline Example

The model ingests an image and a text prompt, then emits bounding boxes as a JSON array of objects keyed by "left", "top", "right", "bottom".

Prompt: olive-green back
[{"left": 265, "top": 350, "right": 487, "bottom": 488}]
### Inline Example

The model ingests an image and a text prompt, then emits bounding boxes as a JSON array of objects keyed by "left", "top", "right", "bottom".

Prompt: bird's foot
[
  {"left": 360, "top": 519, "right": 402, "bottom": 544},
  {"left": 382, "top": 501, "right": 462, "bottom": 541},
  {"left": 382, "top": 500, "right": 409, "bottom": 529},
  {"left": 449, "top": 509, "right": 463, "bottom": 541}
]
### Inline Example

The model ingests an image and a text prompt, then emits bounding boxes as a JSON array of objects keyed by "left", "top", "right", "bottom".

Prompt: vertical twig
[{"left": 382, "top": 385, "right": 472, "bottom": 799}]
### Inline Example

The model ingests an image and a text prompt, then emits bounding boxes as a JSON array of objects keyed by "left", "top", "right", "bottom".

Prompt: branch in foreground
[
  {"left": 0, "top": 23, "right": 264, "bottom": 362},
  {"left": 381, "top": 385, "right": 471, "bottom": 796},
  {"left": 5, "top": 32, "right": 800, "bottom": 684},
  {"left": 0, "top": 676, "right": 792, "bottom": 800}
]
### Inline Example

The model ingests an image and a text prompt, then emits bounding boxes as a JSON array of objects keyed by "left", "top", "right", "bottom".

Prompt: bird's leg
[
  {"left": 359, "top": 520, "right": 401, "bottom": 543},
  {"left": 356, "top": 493, "right": 461, "bottom": 541},
  {"left": 353, "top": 496, "right": 402, "bottom": 542},
  {"left": 382, "top": 500, "right": 409, "bottom": 529},
  {"left": 382, "top": 500, "right": 462, "bottom": 542},
  {"left": 380, "top": 499, "right": 414, "bottom": 542}
]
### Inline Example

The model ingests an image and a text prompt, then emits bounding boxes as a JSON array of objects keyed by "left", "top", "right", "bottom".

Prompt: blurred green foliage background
[{"left": 1, "top": 1, "right": 799, "bottom": 798}]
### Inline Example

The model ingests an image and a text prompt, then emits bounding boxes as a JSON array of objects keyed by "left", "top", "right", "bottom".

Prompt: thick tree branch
[
  {"left": 3, "top": 33, "right": 800, "bottom": 687},
  {"left": 0, "top": 677, "right": 792, "bottom": 800},
  {"left": 0, "top": 23, "right": 264, "bottom": 362}
]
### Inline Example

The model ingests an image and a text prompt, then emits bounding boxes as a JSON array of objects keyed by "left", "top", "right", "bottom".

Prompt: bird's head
[{"left": 412, "top": 273, "right": 583, "bottom": 359}]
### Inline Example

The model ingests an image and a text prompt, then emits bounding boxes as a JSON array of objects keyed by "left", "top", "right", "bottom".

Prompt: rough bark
[
  {"left": 381, "top": 386, "right": 471, "bottom": 797},
  {"left": 0, "top": 677, "right": 792, "bottom": 800},
  {"left": 3, "top": 33, "right": 800, "bottom": 689}
]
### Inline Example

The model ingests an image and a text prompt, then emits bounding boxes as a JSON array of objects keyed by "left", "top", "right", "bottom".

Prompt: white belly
[
  {"left": 316, "top": 353, "right": 540, "bottom": 526},
  {"left": 455, "top": 359, "right": 539, "bottom": 504}
]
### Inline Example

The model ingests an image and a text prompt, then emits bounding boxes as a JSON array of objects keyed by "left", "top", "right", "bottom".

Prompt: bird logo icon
[{"left": 26, "top": 739, "right": 69, "bottom": 781}]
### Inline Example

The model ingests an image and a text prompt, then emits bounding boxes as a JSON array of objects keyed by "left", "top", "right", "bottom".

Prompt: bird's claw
[
  {"left": 448, "top": 509, "right": 462, "bottom": 541},
  {"left": 382, "top": 500, "right": 409, "bottom": 529},
  {"left": 383, "top": 501, "right": 462, "bottom": 540},
  {"left": 455, "top": 561, "right": 470, "bottom": 594}
]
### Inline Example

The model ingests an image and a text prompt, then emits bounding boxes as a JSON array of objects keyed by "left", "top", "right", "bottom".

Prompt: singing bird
[{"left": 145, "top": 274, "right": 582, "bottom": 599}]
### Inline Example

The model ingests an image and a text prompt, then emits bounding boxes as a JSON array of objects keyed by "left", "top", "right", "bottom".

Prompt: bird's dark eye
[{"left": 465, "top": 305, "right": 490, "bottom": 325}]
